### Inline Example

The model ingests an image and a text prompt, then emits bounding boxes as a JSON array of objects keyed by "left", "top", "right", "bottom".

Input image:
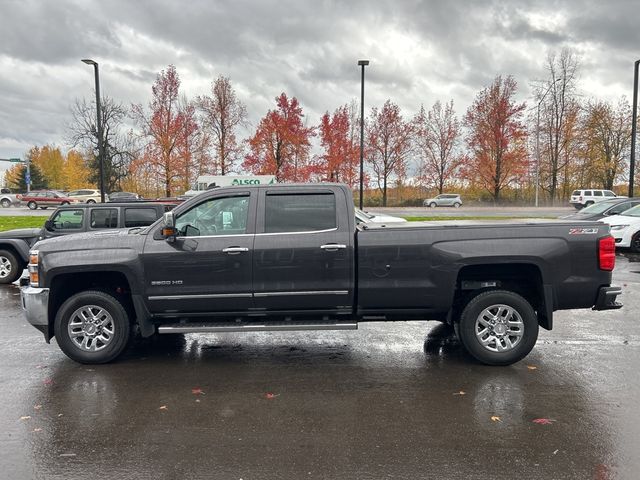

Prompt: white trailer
[{"left": 184, "top": 175, "right": 276, "bottom": 196}]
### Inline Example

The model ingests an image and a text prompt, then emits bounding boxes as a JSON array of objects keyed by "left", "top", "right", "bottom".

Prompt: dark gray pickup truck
[{"left": 21, "top": 183, "right": 622, "bottom": 365}]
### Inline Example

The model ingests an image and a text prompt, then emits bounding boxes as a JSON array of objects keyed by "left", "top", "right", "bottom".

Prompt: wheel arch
[{"left": 452, "top": 262, "right": 553, "bottom": 330}]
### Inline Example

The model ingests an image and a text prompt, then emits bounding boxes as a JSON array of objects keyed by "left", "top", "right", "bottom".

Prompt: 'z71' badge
[{"left": 569, "top": 228, "right": 599, "bottom": 235}]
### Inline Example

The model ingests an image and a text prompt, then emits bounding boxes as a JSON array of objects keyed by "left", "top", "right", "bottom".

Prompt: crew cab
[
  {"left": 21, "top": 184, "right": 622, "bottom": 366},
  {"left": 0, "top": 203, "right": 170, "bottom": 284}
]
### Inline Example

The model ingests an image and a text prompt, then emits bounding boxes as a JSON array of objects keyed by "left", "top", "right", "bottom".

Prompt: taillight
[{"left": 598, "top": 236, "right": 615, "bottom": 271}]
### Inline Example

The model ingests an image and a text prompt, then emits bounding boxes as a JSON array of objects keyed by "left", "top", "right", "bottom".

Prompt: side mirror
[
  {"left": 161, "top": 212, "right": 177, "bottom": 242},
  {"left": 44, "top": 220, "right": 54, "bottom": 231}
]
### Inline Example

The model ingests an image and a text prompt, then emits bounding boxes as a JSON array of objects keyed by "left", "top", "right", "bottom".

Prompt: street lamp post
[
  {"left": 630, "top": 60, "right": 640, "bottom": 198},
  {"left": 535, "top": 79, "right": 560, "bottom": 207},
  {"left": 82, "top": 59, "right": 105, "bottom": 203},
  {"left": 358, "top": 60, "right": 369, "bottom": 210}
]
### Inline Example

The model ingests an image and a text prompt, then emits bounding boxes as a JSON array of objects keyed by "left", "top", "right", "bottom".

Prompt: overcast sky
[{"left": 1, "top": 0, "right": 639, "bottom": 160}]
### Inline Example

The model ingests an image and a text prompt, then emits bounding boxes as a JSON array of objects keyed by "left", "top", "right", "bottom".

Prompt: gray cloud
[{"left": 0, "top": 0, "right": 637, "bottom": 159}]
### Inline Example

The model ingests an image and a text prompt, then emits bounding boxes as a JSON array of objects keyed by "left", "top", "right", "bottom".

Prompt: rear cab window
[{"left": 264, "top": 193, "right": 337, "bottom": 233}]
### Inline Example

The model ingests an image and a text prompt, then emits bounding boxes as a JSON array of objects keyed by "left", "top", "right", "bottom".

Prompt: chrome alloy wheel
[
  {"left": 474, "top": 304, "right": 524, "bottom": 353},
  {"left": 68, "top": 305, "right": 115, "bottom": 352},
  {"left": 0, "top": 256, "right": 11, "bottom": 279}
]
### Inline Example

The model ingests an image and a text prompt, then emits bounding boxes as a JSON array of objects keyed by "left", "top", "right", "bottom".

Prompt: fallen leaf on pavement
[
  {"left": 57, "top": 414, "right": 64, "bottom": 417},
  {"left": 35, "top": 365, "right": 48, "bottom": 369},
  {"left": 453, "top": 391, "right": 466, "bottom": 396},
  {"left": 191, "top": 388, "right": 205, "bottom": 395},
  {"left": 32, "top": 428, "right": 42, "bottom": 432},
  {"left": 159, "top": 405, "right": 168, "bottom": 411},
  {"left": 20, "top": 416, "right": 31, "bottom": 421},
  {"left": 43, "top": 379, "right": 54, "bottom": 386},
  {"left": 532, "top": 418, "right": 556, "bottom": 425},
  {"left": 265, "top": 393, "right": 280, "bottom": 399},
  {"left": 527, "top": 365, "right": 537, "bottom": 370},
  {"left": 34, "top": 405, "right": 42, "bottom": 410},
  {"left": 490, "top": 416, "right": 501, "bottom": 422},
  {"left": 59, "top": 453, "right": 76, "bottom": 457}
]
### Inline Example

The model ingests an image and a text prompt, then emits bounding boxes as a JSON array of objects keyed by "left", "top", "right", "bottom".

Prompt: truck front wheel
[
  {"left": 457, "top": 290, "right": 538, "bottom": 366},
  {"left": 54, "top": 290, "right": 131, "bottom": 364}
]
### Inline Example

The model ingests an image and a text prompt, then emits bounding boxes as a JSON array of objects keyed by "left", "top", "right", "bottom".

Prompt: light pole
[
  {"left": 630, "top": 60, "right": 639, "bottom": 198},
  {"left": 535, "top": 79, "right": 560, "bottom": 207},
  {"left": 82, "top": 59, "right": 105, "bottom": 203},
  {"left": 358, "top": 60, "right": 369, "bottom": 210}
]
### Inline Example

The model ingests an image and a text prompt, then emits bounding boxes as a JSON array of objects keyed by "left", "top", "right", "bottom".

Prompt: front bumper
[
  {"left": 20, "top": 286, "right": 50, "bottom": 326},
  {"left": 593, "top": 286, "right": 623, "bottom": 310}
]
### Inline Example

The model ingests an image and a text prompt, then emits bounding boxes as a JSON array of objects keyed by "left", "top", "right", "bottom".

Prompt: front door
[
  {"left": 252, "top": 188, "right": 354, "bottom": 312},
  {"left": 142, "top": 191, "right": 256, "bottom": 314}
]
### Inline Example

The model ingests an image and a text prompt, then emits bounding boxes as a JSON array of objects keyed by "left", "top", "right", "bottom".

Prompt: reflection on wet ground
[{"left": 1, "top": 256, "right": 639, "bottom": 479}]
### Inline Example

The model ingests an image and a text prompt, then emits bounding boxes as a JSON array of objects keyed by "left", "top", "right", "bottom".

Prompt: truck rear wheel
[
  {"left": 54, "top": 290, "right": 131, "bottom": 364},
  {"left": 457, "top": 290, "right": 538, "bottom": 366}
]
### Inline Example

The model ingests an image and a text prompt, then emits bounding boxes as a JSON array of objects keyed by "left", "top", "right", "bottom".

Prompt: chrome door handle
[
  {"left": 320, "top": 244, "right": 347, "bottom": 251},
  {"left": 222, "top": 247, "right": 249, "bottom": 254}
]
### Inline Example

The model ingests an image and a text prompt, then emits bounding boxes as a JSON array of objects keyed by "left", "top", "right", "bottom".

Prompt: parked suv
[
  {"left": 67, "top": 189, "right": 105, "bottom": 203},
  {"left": 0, "top": 202, "right": 171, "bottom": 284},
  {"left": 423, "top": 194, "right": 462, "bottom": 208},
  {"left": 19, "top": 191, "right": 82, "bottom": 210},
  {"left": 570, "top": 189, "right": 619, "bottom": 209}
]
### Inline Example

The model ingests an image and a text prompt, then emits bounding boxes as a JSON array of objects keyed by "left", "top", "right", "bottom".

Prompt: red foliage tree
[
  {"left": 464, "top": 75, "right": 528, "bottom": 202},
  {"left": 243, "top": 93, "right": 315, "bottom": 182},
  {"left": 366, "top": 100, "right": 412, "bottom": 206},
  {"left": 315, "top": 104, "right": 360, "bottom": 187},
  {"left": 413, "top": 100, "right": 462, "bottom": 194},
  {"left": 131, "top": 65, "right": 198, "bottom": 196}
]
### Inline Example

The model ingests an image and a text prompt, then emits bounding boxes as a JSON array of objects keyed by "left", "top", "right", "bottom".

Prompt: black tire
[
  {"left": 457, "top": 289, "right": 538, "bottom": 366},
  {"left": 585, "top": 201, "right": 594, "bottom": 207},
  {"left": 1, "top": 198, "right": 10, "bottom": 208},
  {"left": 631, "top": 231, "right": 640, "bottom": 253},
  {"left": 429, "top": 202, "right": 437, "bottom": 208},
  {"left": 87, "top": 199, "right": 96, "bottom": 204},
  {"left": 453, "top": 202, "right": 461, "bottom": 208},
  {"left": 27, "top": 201, "right": 37, "bottom": 210},
  {"left": 0, "top": 249, "right": 22, "bottom": 284},
  {"left": 54, "top": 290, "right": 132, "bottom": 364},
  {"left": 61, "top": 201, "right": 69, "bottom": 205}
]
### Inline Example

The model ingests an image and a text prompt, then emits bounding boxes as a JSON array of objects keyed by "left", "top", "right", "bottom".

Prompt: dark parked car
[
  {"left": 19, "top": 190, "right": 82, "bottom": 210},
  {"left": 21, "top": 183, "right": 621, "bottom": 366},
  {"left": 560, "top": 198, "right": 640, "bottom": 221},
  {"left": 108, "top": 192, "right": 141, "bottom": 202},
  {"left": 0, "top": 203, "right": 169, "bottom": 284}
]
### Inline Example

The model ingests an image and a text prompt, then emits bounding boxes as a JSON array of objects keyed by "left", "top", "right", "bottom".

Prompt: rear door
[
  {"left": 252, "top": 187, "right": 354, "bottom": 312},
  {"left": 142, "top": 190, "right": 256, "bottom": 314}
]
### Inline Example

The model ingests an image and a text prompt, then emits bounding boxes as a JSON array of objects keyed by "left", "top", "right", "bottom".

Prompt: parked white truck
[{"left": 184, "top": 175, "right": 276, "bottom": 196}]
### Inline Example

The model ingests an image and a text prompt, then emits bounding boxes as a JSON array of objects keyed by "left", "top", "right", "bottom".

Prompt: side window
[
  {"left": 175, "top": 195, "right": 250, "bottom": 237},
  {"left": 604, "top": 191, "right": 616, "bottom": 197},
  {"left": 124, "top": 208, "right": 159, "bottom": 228},
  {"left": 50, "top": 209, "right": 84, "bottom": 230},
  {"left": 90, "top": 209, "right": 118, "bottom": 229},
  {"left": 593, "top": 191, "right": 603, "bottom": 197},
  {"left": 265, "top": 193, "right": 336, "bottom": 233}
]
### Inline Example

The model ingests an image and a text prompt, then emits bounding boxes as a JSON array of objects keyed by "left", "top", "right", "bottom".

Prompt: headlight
[
  {"left": 28, "top": 250, "right": 39, "bottom": 287},
  {"left": 609, "top": 224, "right": 629, "bottom": 231}
]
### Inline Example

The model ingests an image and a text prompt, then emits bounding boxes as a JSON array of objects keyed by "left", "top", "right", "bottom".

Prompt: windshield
[
  {"left": 620, "top": 205, "right": 640, "bottom": 217},
  {"left": 579, "top": 200, "right": 620, "bottom": 214}
]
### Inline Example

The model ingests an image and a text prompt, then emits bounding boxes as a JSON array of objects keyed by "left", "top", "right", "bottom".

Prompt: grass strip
[{"left": 0, "top": 216, "right": 48, "bottom": 231}]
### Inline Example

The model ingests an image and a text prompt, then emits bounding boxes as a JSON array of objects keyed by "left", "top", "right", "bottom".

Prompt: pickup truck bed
[{"left": 21, "top": 183, "right": 621, "bottom": 366}]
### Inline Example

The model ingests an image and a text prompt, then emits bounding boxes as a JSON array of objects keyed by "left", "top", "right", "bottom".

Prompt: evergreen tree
[{"left": 7, "top": 164, "right": 48, "bottom": 191}]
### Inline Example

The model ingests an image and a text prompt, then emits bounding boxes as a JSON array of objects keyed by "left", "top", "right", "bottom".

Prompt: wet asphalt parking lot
[{"left": 0, "top": 253, "right": 638, "bottom": 479}]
